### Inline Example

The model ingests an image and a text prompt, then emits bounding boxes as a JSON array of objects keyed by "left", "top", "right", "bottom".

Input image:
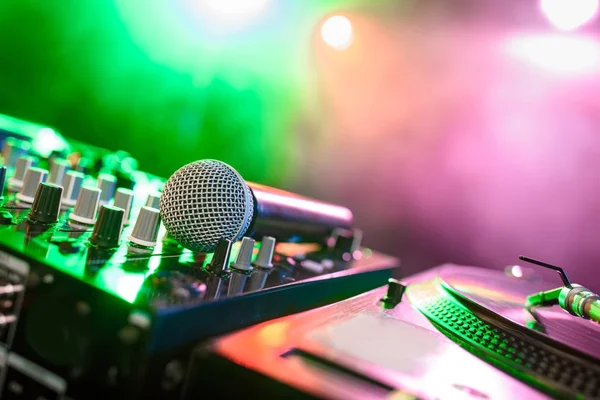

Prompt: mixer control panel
[{"left": 0, "top": 115, "right": 399, "bottom": 400}]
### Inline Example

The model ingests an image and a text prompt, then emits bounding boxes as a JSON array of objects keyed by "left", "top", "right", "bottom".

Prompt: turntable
[{"left": 186, "top": 258, "right": 600, "bottom": 399}]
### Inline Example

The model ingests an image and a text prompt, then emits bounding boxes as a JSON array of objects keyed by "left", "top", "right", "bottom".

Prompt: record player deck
[{"left": 187, "top": 263, "right": 600, "bottom": 399}]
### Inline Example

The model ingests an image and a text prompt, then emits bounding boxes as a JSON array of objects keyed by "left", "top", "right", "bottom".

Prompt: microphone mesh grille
[{"left": 160, "top": 160, "right": 254, "bottom": 253}]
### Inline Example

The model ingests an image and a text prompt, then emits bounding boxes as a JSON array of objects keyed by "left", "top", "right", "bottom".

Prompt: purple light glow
[
  {"left": 308, "top": 18, "right": 600, "bottom": 290},
  {"left": 540, "top": 0, "right": 599, "bottom": 31}
]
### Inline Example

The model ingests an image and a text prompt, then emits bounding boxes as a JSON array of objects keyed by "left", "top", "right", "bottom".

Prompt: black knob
[
  {"left": 28, "top": 182, "right": 63, "bottom": 224},
  {"left": 206, "top": 238, "right": 233, "bottom": 275},
  {"left": 89, "top": 205, "right": 124, "bottom": 248},
  {"left": 381, "top": 278, "right": 406, "bottom": 308}
]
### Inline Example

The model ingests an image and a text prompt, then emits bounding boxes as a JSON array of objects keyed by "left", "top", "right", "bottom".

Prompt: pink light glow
[
  {"left": 505, "top": 34, "right": 600, "bottom": 75},
  {"left": 540, "top": 0, "right": 599, "bottom": 31}
]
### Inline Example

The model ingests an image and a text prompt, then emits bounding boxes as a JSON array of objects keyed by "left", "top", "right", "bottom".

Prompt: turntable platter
[{"left": 439, "top": 266, "right": 600, "bottom": 361}]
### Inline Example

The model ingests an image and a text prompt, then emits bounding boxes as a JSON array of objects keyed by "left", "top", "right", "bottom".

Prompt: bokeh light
[
  {"left": 321, "top": 15, "right": 353, "bottom": 50},
  {"left": 192, "top": 0, "right": 272, "bottom": 30},
  {"left": 540, "top": 0, "right": 599, "bottom": 31},
  {"left": 506, "top": 34, "right": 600, "bottom": 75}
]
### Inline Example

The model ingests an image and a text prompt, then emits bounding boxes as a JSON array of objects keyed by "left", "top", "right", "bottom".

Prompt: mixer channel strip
[{"left": 408, "top": 280, "right": 600, "bottom": 399}]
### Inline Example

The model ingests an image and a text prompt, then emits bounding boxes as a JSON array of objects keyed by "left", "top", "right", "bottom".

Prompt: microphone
[{"left": 160, "top": 160, "right": 354, "bottom": 253}]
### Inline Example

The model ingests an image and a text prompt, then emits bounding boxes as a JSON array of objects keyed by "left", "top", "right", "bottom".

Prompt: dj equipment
[
  {"left": 187, "top": 261, "right": 600, "bottom": 399},
  {"left": 160, "top": 159, "right": 354, "bottom": 253},
  {"left": 0, "top": 114, "right": 398, "bottom": 400}
]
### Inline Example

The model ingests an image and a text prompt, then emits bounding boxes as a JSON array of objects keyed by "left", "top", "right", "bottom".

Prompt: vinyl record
[{"left": 438, "top": 266, "right": 600, "bottom": 361}]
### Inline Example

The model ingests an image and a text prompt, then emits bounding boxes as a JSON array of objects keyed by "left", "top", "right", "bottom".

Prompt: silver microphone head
[{"left": 160, "top": 160, "right": 255, "bottom": 253}]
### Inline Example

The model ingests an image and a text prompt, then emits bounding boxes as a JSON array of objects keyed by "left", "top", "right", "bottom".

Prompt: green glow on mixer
[{"left": 115, "top": 274, "right": 147, "bottom": 303}]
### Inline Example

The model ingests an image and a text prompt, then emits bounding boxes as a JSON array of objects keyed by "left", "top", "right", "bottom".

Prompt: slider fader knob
[
  {"left": 128, "top": 206, "right": 161, "bottom": 248},
  {"left": 381, "top": 279, "right": 407, "bottom": 308},
  {"left": 89, "top": 205, "right": 124, "bottom": 248},
  {"left": 28, "top": 182, "right": 63, "bottom": 224},
  {"left": 16, "top": 167, "right": 48, "bottom": 204}
]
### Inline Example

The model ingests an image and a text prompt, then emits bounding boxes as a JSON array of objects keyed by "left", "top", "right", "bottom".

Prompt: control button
[
  {"left": 48, "top": 158, "right": 70, "bottom": 186},
  {"left": 113, "top": 188, "right": 134, "bottom": 225},
  {"left": 128, "top": 206, "right": 160, "bottom": 247},
  {"left": 145, "top": 192, "right": 161, "bottom": 210},
  {"left": 0, "top": 165, "right": 6, "bottom": 204},
  {"left": 381, "top": 278, "right": 406, "bottom": 308},
  {"left": 89, "top": 205, "right": 124, "bottom": 248},
  {"left": 253, "top": 236, "right": 275, "bottom": 269},
  {"left": 228, "top": 237, "right": 255, "bottom": 296},
  {"left": 16, "top": 167, "right": 48, "bottom": 204},
  {"left": 8, "top": 156, "right": 34, "bottom": 191},
  {"left": 206, "top": 238, "right": 233, "bottom": 275},
  {"left": 97, "top": 173, "right": 117, "bottom": 205},
  {"left": 1, "top": 137, "right": 30, "bottom": 167},
  {"left": 231, "top": 237, "right": 254, "bottom": 272},
  {"left": 28, "top": 182, "right": 63, "bottom": 224},
  {"left": 69, "top": 186, "right": 101, "bottom": 225},
  {"left": 61, "top": 170, "right": 84, "bottom": 208},
  {"left": 248, "top": 236, "right": 276, "bottom": 292}
]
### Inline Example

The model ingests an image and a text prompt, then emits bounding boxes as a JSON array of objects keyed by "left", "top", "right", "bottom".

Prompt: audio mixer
[{"left": 0, "top": 114, "right": 399, "bottom": 399}]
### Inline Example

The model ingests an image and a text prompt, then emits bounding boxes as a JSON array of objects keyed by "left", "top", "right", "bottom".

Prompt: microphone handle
[{"left": 246, "top": 183, "right": 354, "bottom": 244}]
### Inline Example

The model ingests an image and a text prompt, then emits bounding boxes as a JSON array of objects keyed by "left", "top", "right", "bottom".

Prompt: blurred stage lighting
[
  {"left": 321, "top": 15, "right": 353, "bottom": 50},
  {"left": 540, "top": 0, "right": 599, "bottom": 31},
  {"left": 196, "top": 0, "right": 272, "bottom": 27},
  {"left": 506, "top": 34, "right": 600, "bottom": 75}
]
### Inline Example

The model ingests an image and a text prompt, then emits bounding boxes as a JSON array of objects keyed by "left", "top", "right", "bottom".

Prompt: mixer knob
[
  {"left": 128, "top": 206, "right": 161, "bottom": 248},
  {"left": 28, "top": 182, "right": 63, "bottom": 224},
  {"left": 48, "top": 158, "right": 70, "bottom": 186},
  {"left": 0, "top": 166, "right": 6, "bottom": 205},
  {"left": 8, "top": 156, "right": 34, "bottom": 191},
  {"left": 97, "top": 174, "right": 117, "bottom": 205},
  {"left": 145, "top": 192, "right": 161, "bottom": 210},
  {"left": 16, "top": 167, "right": 48, "bottom": 204},
  {"left": 69, "top": 186, "right": 101, "bottom": 225},
  {"left": 1, "top": 138, "right": 30, "bottom": 167},
  {"left": 113, "top": 188, "right": 134, "bottom": 225},
  {"left": 89, "top": 205, "right": 124, "bottom": 248},
  {"left": 61, "top": 171, "right": 85, "bottom": 209}
]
